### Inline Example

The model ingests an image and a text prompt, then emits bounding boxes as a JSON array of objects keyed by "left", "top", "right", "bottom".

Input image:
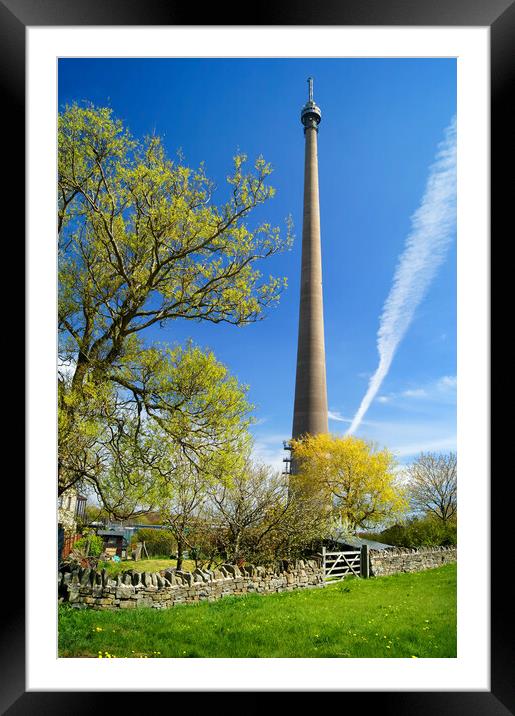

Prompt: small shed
[{"left": 97, "top": 529, "right": 128, "bottom": 559}]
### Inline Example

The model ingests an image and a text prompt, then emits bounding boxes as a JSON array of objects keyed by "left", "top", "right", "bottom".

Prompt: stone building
[{"left": 58, "top": 488, "right": 86, "bottom": 536}]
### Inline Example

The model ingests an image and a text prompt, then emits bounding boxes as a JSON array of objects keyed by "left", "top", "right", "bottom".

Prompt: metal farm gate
[{"left": 321, "top": 545, "right": 370, "bottom": 582}]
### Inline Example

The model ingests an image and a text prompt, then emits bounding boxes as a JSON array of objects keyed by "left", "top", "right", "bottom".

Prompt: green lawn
[
  {"left": 97, "top": 557, "right": 197, "bottom": 576},
  {"left": 58, "top": 563, "right": 456, "bottom": 658}
]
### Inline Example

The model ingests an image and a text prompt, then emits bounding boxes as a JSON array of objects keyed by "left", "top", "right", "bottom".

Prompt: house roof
[{"left": 328, "top": 532, "right": 393, "bottom": 551}]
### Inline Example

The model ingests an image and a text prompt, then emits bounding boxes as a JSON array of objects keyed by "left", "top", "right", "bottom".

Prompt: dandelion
[{"left": 94, "top": 627, "right": 103, "bottom": 632}]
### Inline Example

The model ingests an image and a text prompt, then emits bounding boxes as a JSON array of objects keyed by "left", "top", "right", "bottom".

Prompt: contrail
[{"left": 346, "top": 116, "right": 457, "bottom": 436}]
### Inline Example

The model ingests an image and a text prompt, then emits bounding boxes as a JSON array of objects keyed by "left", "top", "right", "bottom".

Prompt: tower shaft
[{"left": 291, "top": 81, "right": 328, "bottom": 441}]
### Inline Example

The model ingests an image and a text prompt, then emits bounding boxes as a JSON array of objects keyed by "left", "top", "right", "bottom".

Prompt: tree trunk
[
  {"left": 234, "top": 531, "right": 242, "bottom": 564},
  {"left": 176, "top": 539, "right": 184, "bottom": 571}
]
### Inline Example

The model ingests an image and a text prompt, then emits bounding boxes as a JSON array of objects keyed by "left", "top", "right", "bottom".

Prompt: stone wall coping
[
  {"left": 369, "top": 546, "right": 456, "bottom": 557},
  {"left": 59, "top": 560, "right": 321, "bottom": 589},
  {"left": 58, "top": 559, "right": 326, "bottom": 611}
]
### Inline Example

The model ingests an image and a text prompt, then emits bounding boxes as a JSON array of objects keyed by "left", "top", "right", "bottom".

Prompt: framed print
[{"left": 5, "top": 0, "right": 511, "bottom": 712}]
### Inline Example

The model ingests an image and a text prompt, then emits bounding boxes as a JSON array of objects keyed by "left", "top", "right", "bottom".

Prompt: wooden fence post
[
  {"left": 360, "top": 544, "right": 370, "bottom": 578},
  {"left": 322, "top": 546, "right": 326, "bottom": 579}
]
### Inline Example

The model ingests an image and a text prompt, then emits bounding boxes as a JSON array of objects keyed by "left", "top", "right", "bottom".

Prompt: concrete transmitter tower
[{"left": 290, "top": 77, "right": 329, "bottom": 452}]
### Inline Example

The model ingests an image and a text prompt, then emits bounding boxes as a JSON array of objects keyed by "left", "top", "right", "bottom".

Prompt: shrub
[
  {"left": 362, "top": 515, "right": 457, "bottom": 548},
  {"left": 73, "top": 534, "right": 104, "bottom": 557},
  {"left": 136, "top": 528, "right": 176, "bottom": 557}
]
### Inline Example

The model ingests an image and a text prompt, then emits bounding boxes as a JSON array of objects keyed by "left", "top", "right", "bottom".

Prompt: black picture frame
[{"left": 8, "top": 0, "right": 508, "bottom": 712}]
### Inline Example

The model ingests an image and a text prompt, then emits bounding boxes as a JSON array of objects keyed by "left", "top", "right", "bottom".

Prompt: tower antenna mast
[{"left": 308, "top": 76, "right": 314, "bottom": 102}]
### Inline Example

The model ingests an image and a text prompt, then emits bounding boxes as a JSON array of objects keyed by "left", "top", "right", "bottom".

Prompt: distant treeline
[{"left": 360, "top": 515, "right": 457, "bottom": 549}]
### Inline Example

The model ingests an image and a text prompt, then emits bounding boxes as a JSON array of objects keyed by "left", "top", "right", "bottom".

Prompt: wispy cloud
[
  {"left": 253, "top": 417, "right": 268, "bottom": 426},
  {"left": 327, "top": 405, "right": 456, "bottom": 463},
  {"left": 376, "top": 374, "right": 457, "bottom": 408},
  {"left": 402, "top": 388, "right": 428, "bottom": 399},
  {"left": 328, "top": 409, "right": 350, "bottom": 423},
  {"left": 250, "top": 432, "right": 287, "bottom": 472},
  {"left": 437, "top": 375, "right": 457, "bottom": 390},
  {"left": 347, "top": 116, "right": 457, "bottom": 435},
  {"left": 356, "top": 417, "right": 455, "bottom": 462},
  {"left": 392, "top": 436, "right": 457, "bottom": 459},
  {"left": 328, "top": 410, "right": 378, "bottom": 428}
]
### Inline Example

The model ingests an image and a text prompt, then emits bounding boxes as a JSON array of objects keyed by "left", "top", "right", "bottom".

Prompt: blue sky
[{"left": 58, "top": 58, "right": 456, "bottom": 470}]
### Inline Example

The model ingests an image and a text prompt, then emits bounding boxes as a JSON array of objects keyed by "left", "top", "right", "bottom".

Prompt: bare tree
[
  {"left": 208, "top": 465, "right": 287, "bottom": 563},
  {"left": 208, "top": 463, "right": 330, "bottom": 564},
  {"left": 405, "top": 452, "right": 457, "bottom": 524}
]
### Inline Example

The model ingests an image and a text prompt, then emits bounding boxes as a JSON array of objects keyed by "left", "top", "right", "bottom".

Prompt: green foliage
[
  {"left": 58, "top": 101, "right": 291, "bottom": 371},
  {"left": 59, "top": 564, "right": 457, "bottom": 658},
  {"left": 130, "top": 512, "right": 161, "bottom": 526},
  {"left": 362, "top": 515, "right": 457, "bottom": 548},
  {"left": 135, "top": 528, "right": 176, "bottom": 558},
  {"left": 73, "top": 534, "right": 104, "bottom": 557},
  {"left": 57, "top": 103, "right": 290, "bottom": 516},
  {"left": 82, "top": 504, "right": 109, "bottom": 526}
]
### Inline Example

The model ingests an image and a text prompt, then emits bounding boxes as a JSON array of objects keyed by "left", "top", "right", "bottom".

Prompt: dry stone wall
[
  {"left": 58, "top": 548, "right": 457, "bottom": 610},
  {"left": 58, "top": 559, "right": 325, "bottom": 610},
  {"left": 369, "top": 546, "right": 457, "bottom": 577}
]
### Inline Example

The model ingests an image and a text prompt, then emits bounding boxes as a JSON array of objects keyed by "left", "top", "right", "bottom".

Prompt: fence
[
  {"left": 321, "top": 545, "right": 370, "bottom": 581},
  {"left": 62, "top": 533, "right": 82, "bottom": 559}
]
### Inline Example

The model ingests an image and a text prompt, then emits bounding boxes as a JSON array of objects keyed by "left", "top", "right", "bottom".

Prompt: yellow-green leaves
[
  {"left": 59, "top": 103, "right": 291, "bottom": 371},
  {"left": 57, "top": 103, "right": 290, "bottom": 518},
  {"left": 290, "top": 434, "right": 409, "bottom": 531}
]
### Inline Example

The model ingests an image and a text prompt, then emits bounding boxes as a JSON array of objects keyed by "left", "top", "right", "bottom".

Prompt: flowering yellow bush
[{"left": 290, "top": 433, "right": 408, "bottom": 531}]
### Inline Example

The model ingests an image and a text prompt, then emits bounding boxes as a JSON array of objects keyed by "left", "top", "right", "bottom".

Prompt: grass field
[
  {"left": 58, "top": 563, "right": 456, "bottom": 658},
  {"left": 98, "top": 558, "right": 197, "bottom": 576}
]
